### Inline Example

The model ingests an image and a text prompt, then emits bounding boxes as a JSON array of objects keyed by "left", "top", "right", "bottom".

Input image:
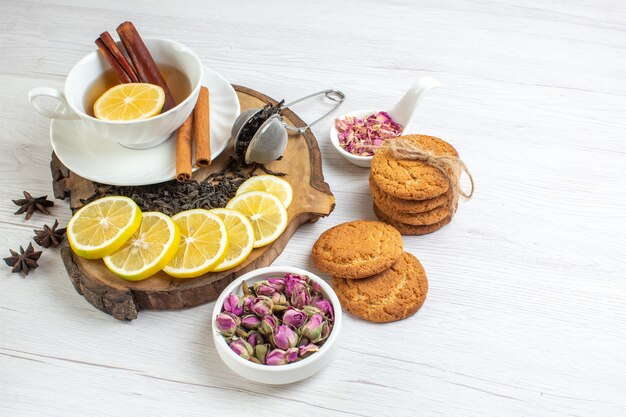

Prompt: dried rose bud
[
  {"left": 223, "top": 293, "right": 243, "bottom": 316},
  {"left": 230, "top": 338, "right": 253, "bottom": 360},
  {"left": 266, "top": 349, "right": 288, "bottom": 366},
  {"left": 319, "top": 322, "right": 331, "bottom": 344},
  {"left": 289, "top": 283, "right": 311, "bottom": 309},
  {"left": 251, "top": 297, "right": 273, "bottom": 317},
  {"left": 267, "top": 277, "right": 285, "bottom": 292},
  {"left": 215, "top": 312, "right": 239, "bottom": 338},
  {"left": 254, "top": 281, "right": 277, "bottom": 297},
  {"left": 242, "top": 295, "right": 254, "bottom": 313},
  {"left": 272, "top": 324, "right": 298, "bottom": 350},
  {"left": 241, "top": 314, "right": 261, "bottom": 330},
  {"left": 258, "top": 315, "right": 278, "bottom": 336},
  {"left": 298, "top": 336, "right": 310, "bottom": 346},
  {"left": 300, "top": 313, "right": 328, "bottom": 344},
  {"left": 302, "top": 305, "right": 323, "bottom": 317},
  {"left": 299, "top": 343, "right": 320, "bottom": 359},
  {"left": 286, "top": 347, "right": 299, "bottom": 363},
  {"left": 247, "top": 331, "right": 264, "bottom": 347},
  {"left": 311, "top": 280, "right": 323, "bottom": 295},
  {"left": 282, "top": 307, "right": 308, "bottom": 329},
  {"left": 284, "top": 273, "right": 308, "bottom": 298},
  {"left": 255, "top": 343, "right": 270, "bottom": 363},
  {"left": 313, "top": 298, "right": 334, "bottom": 320}
]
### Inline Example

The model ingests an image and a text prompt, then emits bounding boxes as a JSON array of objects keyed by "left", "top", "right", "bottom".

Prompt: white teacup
[{"left": 29, "top": 38, "right": 203, "bottom": 149}]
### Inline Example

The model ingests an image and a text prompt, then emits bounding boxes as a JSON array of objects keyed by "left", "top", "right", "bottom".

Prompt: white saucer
[{"left": 50, "top": 67, "right": 240, "bottom": 186}]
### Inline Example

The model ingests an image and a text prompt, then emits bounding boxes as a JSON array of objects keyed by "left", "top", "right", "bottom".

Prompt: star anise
[
  {"left": 33, "top": 220, "right": 67, "bottom": 248},
  {"left": 3, "top": 242, "right": 42, "bottom": 276},
  {"left": 13, "top": 191, "right": 54, "bottom": 220}
]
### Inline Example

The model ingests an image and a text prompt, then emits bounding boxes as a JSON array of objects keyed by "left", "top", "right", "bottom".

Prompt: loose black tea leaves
[{"left": 80, "top": 157, "right": 283, "bottom": 216}]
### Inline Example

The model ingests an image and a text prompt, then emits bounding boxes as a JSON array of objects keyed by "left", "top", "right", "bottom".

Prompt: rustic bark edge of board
[{"left": 52, "top": 85, "right": 335, "bottom": 320}]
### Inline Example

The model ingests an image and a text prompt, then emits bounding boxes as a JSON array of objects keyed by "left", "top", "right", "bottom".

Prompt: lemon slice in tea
[{"left": 94, "top": 83, "right": 165, "bottom": 121}]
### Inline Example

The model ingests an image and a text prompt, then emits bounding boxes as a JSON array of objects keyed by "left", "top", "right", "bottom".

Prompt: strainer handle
[{"left": 282, "top": 89, "right": 345, "bottom": 134}]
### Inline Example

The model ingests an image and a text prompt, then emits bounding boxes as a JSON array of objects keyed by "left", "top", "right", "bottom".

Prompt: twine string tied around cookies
[{"left": 379, "top": 138, "right": 474, "bottom": 216}]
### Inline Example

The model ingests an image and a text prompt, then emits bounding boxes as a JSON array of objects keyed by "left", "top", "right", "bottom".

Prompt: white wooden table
[{"left": 1, "top": 1, "right": 625, "bottom": 416}]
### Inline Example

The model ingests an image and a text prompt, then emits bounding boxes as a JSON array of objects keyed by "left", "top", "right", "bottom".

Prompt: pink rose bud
[
  {"left": 282, "top": 307, "right": 308, "bottom": 328},
  {"left": 230, "top": 338, "right": 253, "bottom": 359},
  {"left": 254, "top": 343, "right": 270, "bottom": 363},
  {"left": 251, "top": 297, "right": 273, "bottom": 317},
  {"left": 303, "top": 305, "right": 323, "bottom": 317},
  {"left": 286, "top": 347, "right": 299, "bottom": 363},
  {"left": 272, "top": 325, "right": 298, "bottom": 350},
  {"left": 215, "top": 312, "right": 239, "bottom": 338},
  {"left": 267, "top": 277, "right": 285, "bottom": 292},
  {"left": 311, "top": 280, "right": 323, "bottom": 294},
  {"left": 254, "top": 281, "right": 277, "bottom": 297},
  {"left": 289, "top": 283, "right": 311, "bottom": 309},
  {"left": 258, "top": 315, "right": 278, "bottom": 336},
  {"left": 247, "top": 331, "right": 263, "bottom": 347},
  {"left": 299, "top": 343, "right": 320, "bottom": 359},
  {"left": 223, "top": 293, "right": 243, "bottom": 316},
  {"left": 241, "top": 314, "right": 261, "bottom": 330},
  {"left": 241, "top": 295, "right": 254, "bottom": 313},
  {"left": 284, "top": 273, "right": 307, "bottom": 295},
  {"left": 313, "top": 299, "right": 334, "bottom": 320},
  {"left": 300, "top": 313, "right": 328, "bottom": 343},
  {"left": 265, "top": 349, "right": 288, "bottom": 366}
]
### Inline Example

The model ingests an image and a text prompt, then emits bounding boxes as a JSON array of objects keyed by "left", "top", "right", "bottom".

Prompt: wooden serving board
[{"left": 51, "top": 85, "right": 335, "bottom": 321}]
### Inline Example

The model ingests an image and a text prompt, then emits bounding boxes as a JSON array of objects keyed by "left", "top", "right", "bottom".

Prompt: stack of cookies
[
  {"left": 370, "top": 134, "right": 459, "bottom": 235},
  {"left": 312, "top": 220, "right": 428, "bottom": 323}
]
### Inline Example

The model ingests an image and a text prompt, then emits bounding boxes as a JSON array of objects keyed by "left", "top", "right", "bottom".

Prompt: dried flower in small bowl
[
  {"left": 217, "top": 272, "right": 335, "bottom": 366},
  {"left": 212, "top": 267, "right": 342, "bottom": 384},
  {"left": 335, "top": 111, "right": 402, "bottom": 157}
]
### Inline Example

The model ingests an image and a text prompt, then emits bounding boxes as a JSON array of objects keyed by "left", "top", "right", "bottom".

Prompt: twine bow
[{"left": 381, "top": 138, "right": 474, "bottom": 216}]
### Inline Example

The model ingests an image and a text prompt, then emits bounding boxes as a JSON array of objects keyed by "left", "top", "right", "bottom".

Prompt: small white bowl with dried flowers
[
  {"left": 330, "top": 110, "right": 403, "bottom": 167},
  {"left": 329, "top": 77, "right": 441, "bottom": 168},
  {"left": 212, "top": 266, "right": 342, "bottom": 385}
]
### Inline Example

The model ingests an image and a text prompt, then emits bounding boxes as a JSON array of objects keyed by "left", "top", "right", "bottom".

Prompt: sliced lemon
[
  {"left": 103, "top": 212, "right": 181, "bottom": 281},
  {"left": 236, "top": 175, "right": 293, "bottom": 208},
  {"left": 210, "top": 208, "right": 255, "bottom": 272},
  {"left": 163, "top": 209, "right": 229, "bottom": 278},
  {"left": 225, "top": 191, "right": 288, "bottom": 248},
  {"left": 94, "top": 83, "right": 165, "bottom": 121},
  {"left": 67, "top": 196, "right": 142, "bottom": 259}
]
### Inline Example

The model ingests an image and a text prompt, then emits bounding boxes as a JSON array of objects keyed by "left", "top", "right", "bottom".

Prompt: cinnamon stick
[
  {"left": 194, "top": 87, "right": 211, "bottom": 168},
  {"left": 116, "top": 21, "right": 176, "bottom": 112},
  {"left": 96, "top": 32, "right": 140, "bottom": 83},
  {"left": 176, "top": 114, "right": 194, "bottom": 182},
  {"left": 95, "top": 39, "right": 132, "bottom": 83}
]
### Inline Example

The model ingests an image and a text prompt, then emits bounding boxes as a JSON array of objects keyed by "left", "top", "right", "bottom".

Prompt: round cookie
[
  {"left": 373, "top": 202, "right": 450, "bottom": 226},
  {"left": 369, "top": 175, "right": 451, "bottom": 214},
  {"left": 373, "top": 204, "right": 452, "bottom": 235},
  {"left": 333, "top": 251, "right": 428, "bottom": 323},
  {"left": 370, "top": 135, "right": 458, "bottom": 200},
  {"left": 312, "top": 220, "right": 403, "bottom": 279}
]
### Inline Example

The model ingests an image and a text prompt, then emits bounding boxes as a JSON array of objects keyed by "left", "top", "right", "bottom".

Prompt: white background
[{"left": 1, "top": 1, "right": 625, "bottom": 416}]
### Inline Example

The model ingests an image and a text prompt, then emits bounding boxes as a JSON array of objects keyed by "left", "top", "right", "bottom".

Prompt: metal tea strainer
[{"left": 232, "top": 89, "right": 345, "bottom": 164}]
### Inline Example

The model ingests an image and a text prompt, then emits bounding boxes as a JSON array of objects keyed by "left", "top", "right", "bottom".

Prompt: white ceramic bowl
[
  {"left": 329, "top": 109, "right": 386, "bottom": 168},
  {"left": 212, "top": 266, "right": 342, "bottom": 385}
]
